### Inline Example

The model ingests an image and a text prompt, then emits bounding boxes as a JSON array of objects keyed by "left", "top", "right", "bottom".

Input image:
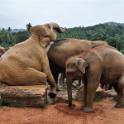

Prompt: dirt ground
[{"left": 0, "top": 97, "right": 124, "bottom": 124}]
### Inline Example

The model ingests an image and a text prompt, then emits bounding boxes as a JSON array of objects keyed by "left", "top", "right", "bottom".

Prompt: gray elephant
[
  {"left": 66, "top": 45, "right": 124, "bottom": 112},
  {"left": 48, "top": 38, "right": 108, "bottom": 89}
]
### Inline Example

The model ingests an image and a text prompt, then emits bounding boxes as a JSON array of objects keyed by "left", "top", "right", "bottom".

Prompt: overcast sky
[{"left": 0, "top": 0, "right": 124, "bottom": 29}]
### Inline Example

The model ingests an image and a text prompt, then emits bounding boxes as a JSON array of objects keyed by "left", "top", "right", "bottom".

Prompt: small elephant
[
  {"left": 66, "top": 45, "right": 124, "bottom": 112},
  {"left": 48, "top": 38, "right": 108, "bottom": 87},
  {"left": 0, "top": 22, "right": 65, "bottom": 98}
]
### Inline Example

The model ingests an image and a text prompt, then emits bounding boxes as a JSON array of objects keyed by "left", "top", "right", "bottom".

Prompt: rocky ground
[{"left": 0, "top": 87, "right": 124, "bottom": 124}]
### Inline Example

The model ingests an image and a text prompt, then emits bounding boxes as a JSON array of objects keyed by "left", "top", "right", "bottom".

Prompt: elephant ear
[
  {"left": 47, "top": 23, "right": 66, "bottom": 33},
  {"left": 76, "top": 58, "right": 88, "bottom": 74}
]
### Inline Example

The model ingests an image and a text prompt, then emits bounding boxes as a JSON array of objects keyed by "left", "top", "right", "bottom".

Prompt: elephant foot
[
  {"left": 114, "top": 102, "right": 124, "bottom": 108},
  {"left": 83, "top": 107, "right": 93, "bottom": 113},
  {"left": 48, "top": 87, "right": 57, "bottom": 99},
  {"left": 48, "top": 91, "right": 56, "bottom": 99},
  {"left": 47, "top": 95, "right": 58, "bottom": 104},
  {"left": 68, "top": 102, "right": 72, "bottom": 107}
]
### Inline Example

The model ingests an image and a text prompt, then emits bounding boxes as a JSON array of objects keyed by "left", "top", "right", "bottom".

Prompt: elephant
[
  {"left": 48, "top": 38, "right": 108, "bottom": 89},
  {"left": 66, "top": 45, "right": 124, "bottom": 112},
  {"left": 0, "top": 22, "right": 65, "bottom": 98}
]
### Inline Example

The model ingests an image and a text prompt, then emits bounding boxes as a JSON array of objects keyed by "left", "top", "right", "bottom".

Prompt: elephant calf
[{"left": 66, "top": 45, "right": 124, "bottom": 112}]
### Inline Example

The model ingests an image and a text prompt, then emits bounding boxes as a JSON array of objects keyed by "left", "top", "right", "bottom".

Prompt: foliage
[
  {"left": 0, "top": 22, "right": 124, "bottom": 52},
  {"left": 0, "top": 29, "right": 29, "bottom": 47},
  {"left": 57, "top": 22, "right": 124, "bottom": 52}
]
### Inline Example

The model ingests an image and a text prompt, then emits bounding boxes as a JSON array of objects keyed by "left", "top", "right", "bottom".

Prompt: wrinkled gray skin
[
  {"left": 48, "top": 38, "right": 108, "bottom": 88},
  {"left": 66, "top": 45, "right": 124, "bottom": 112}
]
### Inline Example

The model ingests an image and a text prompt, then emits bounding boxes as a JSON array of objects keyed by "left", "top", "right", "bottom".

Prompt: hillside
[
  {"left": 0, "top": 22, "right": 124, "bottom": 52},
  {"left": 58, "top": 22, "right": 124, "bottom": 52}
]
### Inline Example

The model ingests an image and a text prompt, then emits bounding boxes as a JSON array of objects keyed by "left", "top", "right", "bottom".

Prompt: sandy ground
[{"left": 0, "top": 97, "right": 124, "bottom": 124}]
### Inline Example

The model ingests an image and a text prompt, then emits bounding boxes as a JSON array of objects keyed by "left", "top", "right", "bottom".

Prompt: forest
[{"left": 0, "top": 22, "right": 124, "bottom": 52}]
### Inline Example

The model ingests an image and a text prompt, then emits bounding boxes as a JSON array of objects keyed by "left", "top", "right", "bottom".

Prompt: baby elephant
[{"left": 66, "top": 45, "right": 124, "bottom": 112}]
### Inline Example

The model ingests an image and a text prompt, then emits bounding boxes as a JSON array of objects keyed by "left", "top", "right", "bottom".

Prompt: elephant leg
[
  {"left": 83, "top": 69, "right": 101, "bottom": 112},
  {"left": 58, "top": 73, "right": 64, "bottom": 84},
  {"left": 54, "top": 71, "right": 60, "bottom": 91},
  {"left": 82, "top": 76, "right": 87, "bottom": 108},
  {"left": 83, "top": 81, "right": 87, "bottom": 108},
  {"left": 50, "top": 63, "right": 64, "bottom": 91},
  {"left": 14, "top": 68, "right": 47, "bottom": 85},
  {"left": 115, "top": 87, "right": 124, "bottom": 108},
  {"left": 25, "top": 68, "right": 58, "bottom": 98},
  {"left": 83, "top": 64, "right": 102, "bottom": 112},
  {"left": 59, "top": 73, "right": 66, "bottom": 84},
  {"left": 113, "top": 83, "right": 118, "bottom": 92},
  {"left": 9, "top": 68, "right": 56, "bottom": 98},
  {"left": 114, "top": 76, "right": 124, "bottom": 108},
  {"left": 58, "top": 73, "right": 67, "bottom": 91},
  {"left": 66, "top": 77, "right": 73, "bottom": 107},
  {"left": 83, "top": 81, "right": 99, "bottom": 112},
  {"left": 49, "top": 60, "right": 60, "bottom": 90}
]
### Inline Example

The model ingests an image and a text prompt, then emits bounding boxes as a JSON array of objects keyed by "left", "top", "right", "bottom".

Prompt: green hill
[
  {"left": 58, "top": 22, "right": 124, "bottom": 52},
  {"left": 0, "top": 22, "right": 124, "bottom": 52}
]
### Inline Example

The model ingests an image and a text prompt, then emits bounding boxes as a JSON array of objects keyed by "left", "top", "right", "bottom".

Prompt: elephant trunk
[
  {"left": 66, "top": 77, "right": 72, "bottom": 107},
  {"left": 49, "top": 22, "right": 66, "bottom": 33}
]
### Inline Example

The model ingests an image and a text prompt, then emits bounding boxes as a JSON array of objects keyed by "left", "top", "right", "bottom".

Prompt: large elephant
[
  {"left": 0, "top": 22, "right": 65, "bottom": 98},
  {"left": 66, "top": 45, "right": 124, "bottom": 112},
  {"left": 48, "top": 38, "right": 108, "bottom": 86}
]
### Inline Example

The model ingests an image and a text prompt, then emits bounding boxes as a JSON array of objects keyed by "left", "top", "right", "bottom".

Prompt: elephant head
[
  {"left": 66, "top": 57, "right": 88, "bottom": 107},
  {"left": 30, "top": 22, "right": 66, "bottom": 47}
]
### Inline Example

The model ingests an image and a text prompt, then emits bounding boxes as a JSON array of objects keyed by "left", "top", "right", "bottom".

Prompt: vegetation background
[{"left": 0, "top": 22, "right": 124, "bottom": 53}]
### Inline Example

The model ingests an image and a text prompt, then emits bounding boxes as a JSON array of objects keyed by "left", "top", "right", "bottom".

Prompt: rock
[
  {"left": 0, "top": 85, "right": 48, "bottom": 107},
  {"left": 75, "top": 85, "right": 117, "bottom": 102}
]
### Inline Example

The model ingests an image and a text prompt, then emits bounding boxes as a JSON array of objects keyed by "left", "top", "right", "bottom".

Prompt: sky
[{"left": 0, "top": 0, "right": 124, "bottom": 29}]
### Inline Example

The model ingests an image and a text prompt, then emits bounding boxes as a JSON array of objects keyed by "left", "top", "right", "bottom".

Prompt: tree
[
  {"left": 26, "top": 23, "right": 32, "bottom": 31},
  {"left": 7, "top": 27, "right": 11, "bottom": 32}
]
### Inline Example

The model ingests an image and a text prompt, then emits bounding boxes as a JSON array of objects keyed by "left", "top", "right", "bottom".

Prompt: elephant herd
[{"left": 0, "top": 22, "right": 124, "bottom": 112}]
